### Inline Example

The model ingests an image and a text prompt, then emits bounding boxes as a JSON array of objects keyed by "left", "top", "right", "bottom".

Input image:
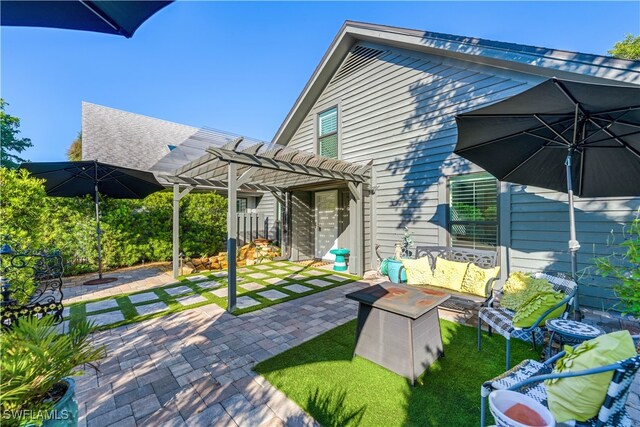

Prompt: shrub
[
  {"left": 0, "top": 167, "right": 229, "bottom": 276},
  {"left": 594, "top": 210, "right": 640, "bottom": 316}
]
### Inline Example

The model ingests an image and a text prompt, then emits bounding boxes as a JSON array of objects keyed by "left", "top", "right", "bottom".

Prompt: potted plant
[
  {"left": 385, "top": 227, "right": 414, "bottom": 283},
  {"left": 0, "top": 316, "right": 106, "bottom": 427}
]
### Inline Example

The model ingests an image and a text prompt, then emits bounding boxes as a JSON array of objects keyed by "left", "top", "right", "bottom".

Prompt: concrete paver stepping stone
[
  {"left": 186, "top": 275, "right": 206, "bottom": 282},
  {"left": 283, "top": 284, "right": 312, "bottom": 294},
  {"left": 304, "top": 269, "right": 328, "bottom": 276},
  {"left": 135, "top": 301, "right": 168, "bottom": 316},
  {"left": 264, "top": 277, "right": 288, "bottom": 286},
  {"left": 62, "top": 306, "right": 70, "bottom": 318},
  {"left": 253, "top": 264, "right": 272, "bottom": 270},
  {"left": 271, "top": 262, "right": 290, "bottom": 267},
  {"left": 176, "top": 294, "right": 208, "bottom": 306},
  {"left": 129, "top": 292, "right": 159, "bottom": 304},
  {"left": 287, "top": 274, "right": 307, "bottom": 280},
  {"left": 236, "top": 296, "right": 261, "bottom": 309},
  {"left": 247, "top": 273, "right": 269, "bottom": 279},
  {"left": 240, "top": 282, "right": 265, "bottom": 291},
  {"left": 257, "top": 290, "right": 289, "bottom": 301},
  {"left": 326, "top": 274, "right": 350, "bottom": 282},
  {"left": 87, "top": 311, "right": 125, "bottom": 326},
  {"left": 306, "top": 279, "right": 333, "bottom": 288},
  {"left": 86, "top": 299, "right": 119, "bottom": 313},
  {"left": 266, "top": 269, "right": 290, "bottom": 275},
  {"left": 212, "top": 271, "right": 228, "bottom": 277},
  {"left": 197, "top": 280, "right": 223, "bottom": 290},
  {"left": 211, "top": 288, "right": 229, "bottom": 298},
  {"left": 237, "top": 268, "right": 252, "bottom": 274},
  {"left": 164, "top": 286, "right": 193, "bottom": 296}
]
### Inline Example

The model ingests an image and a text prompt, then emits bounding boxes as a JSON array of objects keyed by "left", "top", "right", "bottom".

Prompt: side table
[{"left": 546, "top": 318, "right": 604, "bottom": 358}]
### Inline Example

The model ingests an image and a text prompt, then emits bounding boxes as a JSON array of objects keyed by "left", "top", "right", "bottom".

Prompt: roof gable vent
[{"left": 331, "top": 45, "right": 385, "bottom": 84}]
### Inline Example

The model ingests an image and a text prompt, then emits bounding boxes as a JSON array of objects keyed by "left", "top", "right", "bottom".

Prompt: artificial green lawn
[
  {"left": 254, "top": 319, "right": 538, "bottom": 427},
  {"left": 66, "top": 261, "right": 359, "bottom": 331}
]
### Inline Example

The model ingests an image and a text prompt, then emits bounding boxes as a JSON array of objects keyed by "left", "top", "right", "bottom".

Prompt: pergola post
[
  {"left": 172, "top": 183, "right": 193, "bottom": 278},
  {"left": 227, "top": 162, "right": 238, "bottom": 312},
  {"left": 348, "top": 182, "right": 364, "bottom": 276}
]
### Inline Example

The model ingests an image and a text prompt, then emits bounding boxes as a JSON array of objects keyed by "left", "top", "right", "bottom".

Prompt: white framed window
[
  {"left": 448, "top": 173, "right": 498, "bottom": 250},
  {"left": 237, "top": 198, "right": 248, "bottom": 213},
  {"left": 318, "top": 106, "right": 339, "bottom": 159}
]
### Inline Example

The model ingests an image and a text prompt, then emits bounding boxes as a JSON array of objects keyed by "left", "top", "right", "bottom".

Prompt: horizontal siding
[{"left": 284, "top": 41, "right": 638, "bottom": 310}]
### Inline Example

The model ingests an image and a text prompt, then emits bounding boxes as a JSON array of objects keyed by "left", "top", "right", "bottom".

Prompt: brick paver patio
[{"left": 76, "top": 281, "right": 369, "bottom": 426}]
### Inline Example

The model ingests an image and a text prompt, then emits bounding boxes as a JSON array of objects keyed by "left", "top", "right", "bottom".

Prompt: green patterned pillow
[
  {"left": 512, "top": 291, "right": 566, "bottom": 328},
  {"left": 500, "top": 272, "right": 554, "bottom": 311},
  {"left": 401, "top": 257, "right": 433, "bottom": 286},
  {"left": 545, "top": 330, "right": 637, "bottom": 422},
  {"left": 460, "top": 264, "right": 500, "bottom": 297}
]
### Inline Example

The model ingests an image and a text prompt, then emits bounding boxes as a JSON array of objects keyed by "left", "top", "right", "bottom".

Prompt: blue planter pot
[
  {"left": 27, "top": 378, "right": 78, "bottom": 427},
  {"left": 386, "top": 259, "right": 407, "bottom": 283}
]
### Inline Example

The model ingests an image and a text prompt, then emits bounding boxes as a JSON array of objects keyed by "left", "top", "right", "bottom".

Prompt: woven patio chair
[
  {"left": 477, "top": 272, "right": 577, "bottom": 369},
  {"left": 480, "top": 335, "right": 640, "bottom": 427}
]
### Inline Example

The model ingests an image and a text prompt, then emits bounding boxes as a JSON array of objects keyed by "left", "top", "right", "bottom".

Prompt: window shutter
[
  {"left": 318, "top": 107, "right": 338, "bottom": 159},
  {"left": 449, "top": 175, "right": 498, "bottom": 249}
]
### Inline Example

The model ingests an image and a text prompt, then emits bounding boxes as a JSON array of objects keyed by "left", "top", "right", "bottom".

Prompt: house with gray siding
[
  {"left": 83, "top": 21, "right": 640, "bottom": 311},
  {"left": 254, "top": 21, "right": 640, "bottom": 310}
]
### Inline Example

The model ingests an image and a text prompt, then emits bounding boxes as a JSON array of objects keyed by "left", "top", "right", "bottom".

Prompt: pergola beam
[
  {"left": 227, "top": 162, "right": 238, "bottom": 313},
  {"left": 173, "top": 183, "right": 194, "bottom": 278}
]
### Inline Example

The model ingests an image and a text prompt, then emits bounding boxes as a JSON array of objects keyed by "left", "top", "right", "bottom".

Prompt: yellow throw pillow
[
  {"left": 460, "top": 264, "right": 500, "bottom": 297},
  {"left": 546, "top": 330, "right": 637, "bottom": 422},
  {"left": 401, "top": 257, "right": 433, "bottom": 286},
  {"left": 431, "top": 258, "right": 469, "bottom": 292},
  {"left": 500, "top": 272, "right": 554, "bottom": 311}
]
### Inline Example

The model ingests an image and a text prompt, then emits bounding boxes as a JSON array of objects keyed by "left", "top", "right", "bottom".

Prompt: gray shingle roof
[{"left": 82, "top": 102, "right": 198, "bottom": 171}]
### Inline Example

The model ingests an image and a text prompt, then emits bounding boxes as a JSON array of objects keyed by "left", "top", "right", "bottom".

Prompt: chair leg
[
  {"left": 531, "top": 331, "right": 537, "bottom": 352},
  {"left": 480, "top": 394, "right": 486, "bottom": 427},
  {"left": 506, "top": 337, "right": 511, "bottom": 370},
  {"left": 477, "top": 318, "right": 482, "bottom": 351},
  {"left": 488, "top": 325, "right": 492, "bottom": 336}
]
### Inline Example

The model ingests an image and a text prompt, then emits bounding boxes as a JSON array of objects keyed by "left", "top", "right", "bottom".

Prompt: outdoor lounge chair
[
  {"left": 477, "top": 272, "right": 577, "bottom": 369},
  {"left": 480, "top": 335, "right": 640, "bottom": 427}
]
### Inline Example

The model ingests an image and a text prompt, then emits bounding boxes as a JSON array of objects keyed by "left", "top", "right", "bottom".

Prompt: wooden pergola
[{"left": 153, "top": 129, "right": 371, "bottom": 312}]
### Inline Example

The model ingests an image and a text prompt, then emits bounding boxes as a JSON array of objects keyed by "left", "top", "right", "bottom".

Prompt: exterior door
[{"left": 315, "top": 190, "right": 338, "bottom": 260}]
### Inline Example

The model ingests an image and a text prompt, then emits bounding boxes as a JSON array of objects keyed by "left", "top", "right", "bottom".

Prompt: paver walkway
[
  {"left": 74, "top": 275, "right": 639, "bottom": 426},
  {"left": 76, "top": 281, "right": 370, "bottom": 426}
]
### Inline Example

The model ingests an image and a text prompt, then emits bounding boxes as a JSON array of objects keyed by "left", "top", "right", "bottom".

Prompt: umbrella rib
[
  {"left": 524, "top": 131, "right": 570, "bottom": 147},
  {"left": 586, "top": 119, "right": 640, "bottom": 160},
  {"left": 590, "top": 106, "right": 640, "bottom": 120},
  {"left": 502, "top": 145, "right": 548, "bottom": 181},
  {"left": 455, "top": 117, "right": 574, "bottom": 153},
  {"left": 534, "top": 115, "right": 572, "bottom": 146},
  {"left": 552, "top": 79, "right": 586, "bottom": 116}
]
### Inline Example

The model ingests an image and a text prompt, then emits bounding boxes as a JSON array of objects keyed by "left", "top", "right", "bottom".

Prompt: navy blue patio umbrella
[
  {"left": 21, "top": 161, "right": 165, "bottom": 285},
  {"left": 454, "top": 77, "right": 640, "bottom": 316},
  {"left": 1, "top": 1, "right": 172, "bottom": 38}
]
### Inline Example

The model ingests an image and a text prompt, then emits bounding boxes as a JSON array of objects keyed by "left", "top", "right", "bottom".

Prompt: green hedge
[{"left": 0, "top": 167, "right": 227, "bottom": 276}]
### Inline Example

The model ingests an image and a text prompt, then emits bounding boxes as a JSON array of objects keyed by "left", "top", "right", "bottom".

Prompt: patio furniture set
[{"left": 350, "top": 245, "right": 639, "bottom": 426}]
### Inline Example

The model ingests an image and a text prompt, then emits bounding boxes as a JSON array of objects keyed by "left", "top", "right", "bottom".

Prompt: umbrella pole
[
  {"left": 95, "top": 182, "right": 103, "bottom": 279},
  {"left": 566, "top": 148, "right": 582, "bottom": 320}
]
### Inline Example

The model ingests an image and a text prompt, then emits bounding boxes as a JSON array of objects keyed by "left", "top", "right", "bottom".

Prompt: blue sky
[{"left": 2, "top": 1, "right": 639, "bottom": 162}]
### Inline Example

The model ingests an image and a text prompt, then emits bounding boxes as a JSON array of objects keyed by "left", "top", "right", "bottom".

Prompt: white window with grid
[{"left": 318, "top": 107, "right": 338, "bottom": 159}]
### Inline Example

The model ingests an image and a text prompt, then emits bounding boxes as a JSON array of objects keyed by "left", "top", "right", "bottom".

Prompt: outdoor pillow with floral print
[
  {"left": 431, "top": 258, "right": 469, "bottom": 292},
  {"left": 401, "top": 257, "right": 434, "bottom": 286},
  {"left": 545, "top": 330, "right": 637, "bottom": 422},
  {"left": 460, "top": 264, "right": 500, "bottom": 297}
]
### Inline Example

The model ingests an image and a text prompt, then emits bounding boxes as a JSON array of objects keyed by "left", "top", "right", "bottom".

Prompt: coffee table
[{"left": 346, "top": 282, "right": 450, "bottom": 385}]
